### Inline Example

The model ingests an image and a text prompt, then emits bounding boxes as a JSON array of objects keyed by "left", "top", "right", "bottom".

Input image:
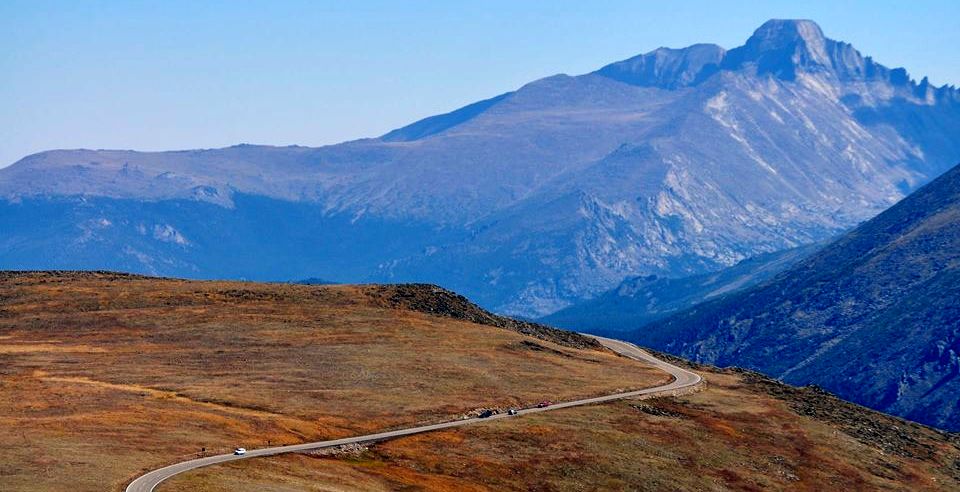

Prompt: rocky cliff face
[
  {"left": 2, "top": 19, "right": 958, "bottom": 316},
  {"left": 631, "top": 163, "right": 960, "bottom": 430}
]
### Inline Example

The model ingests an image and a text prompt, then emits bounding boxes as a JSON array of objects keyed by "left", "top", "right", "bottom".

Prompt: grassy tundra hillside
[
  {"left": 0, "top": 271, "right": 664, "bottom": 491},
  {"left": 1, "top": 271, "right": 958, "bottom": 491},
  {"left": 167, "top": 366, "right": 960, "bottom": 491}
]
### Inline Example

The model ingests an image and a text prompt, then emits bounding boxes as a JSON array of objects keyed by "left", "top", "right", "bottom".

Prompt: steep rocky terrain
[
  {"left": 541, "top": 242, "right": 820, "bottom": 334},
  {"left": 2, "top": 19, "right": 958, "bottom": 316},
  {"left": 631, "top": 162, "right": 960, "bottom": 431}
]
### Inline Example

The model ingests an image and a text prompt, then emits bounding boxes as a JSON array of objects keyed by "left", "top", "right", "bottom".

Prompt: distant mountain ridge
[
  {"left": 2, "top": 19, "right": 959, "bottom": 316},
  {"left": 629, "top": 162, "right": 960, "bottom": 430},
  {"left": 541, "top": 242, "right": 821, "bottom": 335}
]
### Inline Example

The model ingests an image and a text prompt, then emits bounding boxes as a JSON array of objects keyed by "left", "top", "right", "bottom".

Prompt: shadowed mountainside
[{"left": 630, "top": 162, "right": 960, "bottom": 431}]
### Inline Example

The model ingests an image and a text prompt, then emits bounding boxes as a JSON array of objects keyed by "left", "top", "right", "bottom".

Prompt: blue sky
[{"left": 2, "top": 0, "right": 958, "bottom": 167}]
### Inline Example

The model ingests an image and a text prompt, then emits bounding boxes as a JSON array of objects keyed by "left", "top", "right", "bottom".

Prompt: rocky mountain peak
[
  {"left": 721, "top": 19, "right": 838, "bottom": 80},
  {"left": 747, "top": 19, "right": 829, "bottom": 59},
  {"left": 597, "top": 19, "right": 890, "bottom": 87}
]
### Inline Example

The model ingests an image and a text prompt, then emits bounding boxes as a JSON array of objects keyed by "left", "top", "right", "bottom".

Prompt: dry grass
[
  {"left": 167, "top": 370, "right": 960, "bottom": 491},
  {"left": 0, "top": 272, "right": 666, "bottom": 491}
]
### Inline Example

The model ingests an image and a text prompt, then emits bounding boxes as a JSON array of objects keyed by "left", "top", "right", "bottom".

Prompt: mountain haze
[
  {"left": 2, "top": 19, "right": 958, "bottom": 316},
  {"left": 542, "top": 242, "right": 821, "bottom": 335},
  {"left": 630, "top": 162, "right": 960, "bottom": 430}
]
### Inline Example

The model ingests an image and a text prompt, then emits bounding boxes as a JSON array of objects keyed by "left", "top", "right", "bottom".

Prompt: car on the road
[
  {"left": 507, "top": 408, "right": 518, "bottom": 415},
  {"left": 478, "top": 409, "right": 496, "bottom": 418},
  {"left": 233, "top": 447, "right": 247, "bottom": 455},
  {"left": 536, "top": 401, "right": 552, "bottom": 408}
]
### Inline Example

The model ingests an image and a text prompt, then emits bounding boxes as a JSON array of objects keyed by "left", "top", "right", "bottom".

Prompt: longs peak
[{"left": 598, "top": 19, "right": 956, "bottom": 91}]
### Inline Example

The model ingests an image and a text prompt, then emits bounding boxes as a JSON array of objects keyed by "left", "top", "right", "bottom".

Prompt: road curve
[{"left": 125, "top": 336, "right": 702, "bottom": 492}]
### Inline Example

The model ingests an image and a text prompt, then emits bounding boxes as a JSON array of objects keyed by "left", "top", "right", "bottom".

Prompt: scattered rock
[
  {"left": 305, "top": 442, "right": 368, "bottom": 458},
  {"left": 630, "top": 399, "right": 684, "bottom": 418},
  {"left": 733, "top": 368, "right": 957, "bottom": 460}
]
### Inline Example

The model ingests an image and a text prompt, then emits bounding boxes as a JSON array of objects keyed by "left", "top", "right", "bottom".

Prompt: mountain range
[
  {"left": 541, "top": 242, "right": 821, "bottom": 334},
  {"left": 2, "top": 19, "right": 959, "bottom": 317},
  {"left": 628, "top": 162, "right": 960, "bottom": 430}
]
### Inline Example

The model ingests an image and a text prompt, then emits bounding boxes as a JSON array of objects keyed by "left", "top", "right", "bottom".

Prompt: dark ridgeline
[{"left": 632, "top": 163, "right": 960, "bottom": 431}]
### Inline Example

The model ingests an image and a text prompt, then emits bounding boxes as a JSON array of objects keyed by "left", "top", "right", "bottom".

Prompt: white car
[{"left": 234, "top": 447, "right": 247, "bottom": 456}]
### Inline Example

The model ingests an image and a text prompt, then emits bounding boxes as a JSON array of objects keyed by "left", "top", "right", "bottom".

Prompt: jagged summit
[
  {"left": 723, "top": 18, "right": 883, "bottom": 82},
  {"left": 598, "top": 19, "right": 959, "bottom": 91},
  {"left": 728, "top": 19, "right": 830, "bottom": 77},
  {"left": 596, "top": 19, "right": 843, "bottom": 87},
  {"left": 725, "top": 19, "right": 836, "bottom": 79},
  {"left": 746, "top": 19, "right": 829, "bottom": 57}
]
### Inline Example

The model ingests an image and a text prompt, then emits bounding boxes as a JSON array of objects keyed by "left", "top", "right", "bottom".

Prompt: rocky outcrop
[{"left": 362, "top": 284, "right": 603, "bottom": 350}]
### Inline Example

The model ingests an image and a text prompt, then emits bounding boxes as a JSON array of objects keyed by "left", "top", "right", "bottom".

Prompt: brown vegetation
[
  {"left": 167, "top": 370, "right": 960, "bottom": 491},
  {"left": 5, "top": 271, "right": 958, "bottom": 491},
  {"left": 0, "top": 271, "right": 666, "bottom": 491}
]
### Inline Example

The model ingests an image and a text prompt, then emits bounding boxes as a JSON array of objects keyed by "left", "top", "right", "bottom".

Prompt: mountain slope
[
  {"left": 2, "top": 19, "right": 959, "bottom": 316},
  {"left": 2, "top": 272, "right": 959, "bottom": 491},
  {"left": 542, "top": 242, "right": 820, "bottom": 334},
  {"left": 631, "top": 162, "right": 960, "bottom": 430},
  {"left": 167, "top": 366, "right": 960, "bottom": 492}
]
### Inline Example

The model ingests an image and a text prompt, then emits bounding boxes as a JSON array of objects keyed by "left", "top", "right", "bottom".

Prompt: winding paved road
[{"left": 125, "top": 336, "right": 702, "bottom": 492}]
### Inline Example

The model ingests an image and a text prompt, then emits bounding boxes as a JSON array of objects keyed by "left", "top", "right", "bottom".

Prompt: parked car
[
  {"left": 478, "top": 409, "right": 495, "bottom": 418},
  {"left": 234, "top": 447, "right": 247, "bottom": 455},
  {"left": 537, "top": 401, "right": 552, "bottom": 408},
  {"left": 507, "top": 408, "right": 518, "bottom": 416}
]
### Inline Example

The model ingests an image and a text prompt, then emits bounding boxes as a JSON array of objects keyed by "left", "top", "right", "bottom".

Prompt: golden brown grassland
[
  {"left": 166, "top": 368, "right": 960, "bottom": 491},
  {"left": 0, "top": 271, "right": 665, "bottom": 491}
]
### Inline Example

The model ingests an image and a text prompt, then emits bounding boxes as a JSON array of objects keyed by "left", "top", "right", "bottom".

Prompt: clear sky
[{"left": 2, "top": 0, "right": 958, "bottom": 167}]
